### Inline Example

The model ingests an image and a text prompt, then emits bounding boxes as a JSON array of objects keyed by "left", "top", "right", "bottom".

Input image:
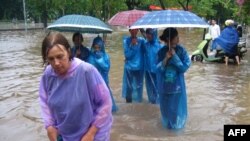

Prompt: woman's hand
[
  {"left": 166, "top": 48, "right": 175, "bottom": 59},
  {"left": 47, "top": 126, "right": 58, "bottom": 141},
  {"left": 95, "top": 51, "right": 103, "bottom": 59},
  {"left": 81, "top": 133, "right": 95, "bottom": 141},
  {"left": 131, "top": 38, "right": 137, "bottom": 45},
  {"left": 81, "top": 125, "right": 98, "bottom": 141},
  {"left": 76, "top": 48, "right": 81, "bottom": 57},
  {"left": 163, "top": 48, "right": 176, "bottom": 66}
]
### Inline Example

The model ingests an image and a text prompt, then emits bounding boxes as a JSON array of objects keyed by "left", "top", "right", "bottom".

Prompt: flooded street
[{"left": 0, "top": 29, "right": 250, "bottom": 141}]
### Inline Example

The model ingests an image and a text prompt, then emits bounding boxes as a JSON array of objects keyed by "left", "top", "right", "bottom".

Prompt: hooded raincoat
[
  {"left": 211, "top": 26, "right": 239, "bottom": 56},
  {"left": 39, "top": 58, "right": 113, "bottom": 141},
  {"left": 122, "top": 36, "right": 145, "bottom": 102},
  {"left": 157, "top": 45, "right": 191, "bottom": 129},
  {"left": 144, "top": 29, "right": 162, "bottom": 104},
  {"left": 88, "top": 36, "right": 118, "bottom": 112}
]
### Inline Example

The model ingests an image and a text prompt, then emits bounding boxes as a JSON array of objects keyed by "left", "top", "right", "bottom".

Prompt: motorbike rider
[{"left": 210, "top": 19, "right": 240, "bottom": 65}]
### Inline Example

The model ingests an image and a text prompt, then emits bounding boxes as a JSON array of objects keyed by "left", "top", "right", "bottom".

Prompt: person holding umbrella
[
  {"left": 39, "top": 33, "right": 113, "bottom": 141},
  {"left": 122, "top": 28, "right": 145, "bottom": 103},
  {"left": 157, "top": 28, "right": 191, "bottom": 129},
  {"left": 88, "top": 36, "right": 118, "bottom": 112},
  {"left": 71, "top": 32, "right": 90, "bottom": 62},
  {"left": 143, "top": 28, "right": 162, "bottom": 104}
]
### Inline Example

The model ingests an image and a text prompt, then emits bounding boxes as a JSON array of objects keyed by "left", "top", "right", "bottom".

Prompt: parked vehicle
[{"left": 191, "top": 34, "right": 247, "bottom": 63}]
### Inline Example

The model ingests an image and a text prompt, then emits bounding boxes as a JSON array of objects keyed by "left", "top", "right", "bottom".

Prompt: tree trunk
[
  {"left": 42, "top": 1, "right": 48, "bottom": 28},
  {"left": 125, "top": 0, "right": 134, "bottom": 10},
  {"left": 186, "top": 0, "right": 190, "bottom": 11},
  {"left": 177, "top": 0, "right": 190, "bottom": 11},
  {"left": 158, "top": 0, "right": 165, "bottom": 10},
  {"left": 125, "top": 0, "right": 141, "bottom": 10}
]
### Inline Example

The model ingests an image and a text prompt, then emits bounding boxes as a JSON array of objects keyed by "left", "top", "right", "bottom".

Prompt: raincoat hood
[
  {"left": 91, "top": 36, "right": 105, "bottom": 53},
  {"left": 146, "top": 28, "right": 158, "bottom": 43}
]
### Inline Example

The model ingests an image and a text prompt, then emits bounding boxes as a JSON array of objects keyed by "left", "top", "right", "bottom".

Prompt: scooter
[{"left": 191, "top": 34, "right": 247, "bottom": 63}]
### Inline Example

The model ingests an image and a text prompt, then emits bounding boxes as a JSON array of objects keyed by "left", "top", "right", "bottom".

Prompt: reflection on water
[{"left": 0, "top": 29, "right": 250, "bottom": 141}]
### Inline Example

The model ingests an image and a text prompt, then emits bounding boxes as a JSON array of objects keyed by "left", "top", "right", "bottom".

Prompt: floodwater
[{"left": 0, "top": 29, "right": 250, "bottom": 141}]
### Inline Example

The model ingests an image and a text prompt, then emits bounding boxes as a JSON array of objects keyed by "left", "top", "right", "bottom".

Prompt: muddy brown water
[{"left": 0, "top": 29, "right": 249, "bottom": 141}]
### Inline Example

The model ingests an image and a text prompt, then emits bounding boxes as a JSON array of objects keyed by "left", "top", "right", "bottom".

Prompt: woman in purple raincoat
[{"left": 39, "top": 33, "right": 112, "bottom": 141}]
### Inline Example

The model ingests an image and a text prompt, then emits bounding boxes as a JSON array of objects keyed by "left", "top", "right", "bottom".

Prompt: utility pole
[{"left": 23, "top": 0, "right": 27, "bottom": 32}]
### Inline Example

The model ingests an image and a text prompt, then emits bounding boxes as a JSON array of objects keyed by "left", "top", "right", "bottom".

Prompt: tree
[
  {"left": 158, "top": 0, "right": 165, "bottom": 10},
  {"left": 1, "top": 0, "right": 249, "bottom": 26},
  {"left": 177, "top": 0, "right": 191, "bottom": 11},
  {"left": 0, "top": 0, "right": 23, "bottom": 20},
  {"left": 125, "top": 0, "right": 142, "bottom": 10},
  {"left": 235, "top": 0, "right": 250, "bottom": 24}
]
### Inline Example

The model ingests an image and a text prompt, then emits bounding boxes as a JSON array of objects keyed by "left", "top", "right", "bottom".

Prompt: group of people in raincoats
[
  {"left": 210, "top": 19, "right": 240, "bottom": 65},
  {"left": 39, "top": 27, "right": 191, "bottom": 141},
  {"left": 71, "top": 32, "right": 118, "bottom": 113},
  {"left": 122, "top": 27, "right": 191, "bottom": 129},
  {"left": 70, "top": 28, "right": 191, "bottom": 129},
  {"left": 122, "top": 28, "right": 161, "bottom": 104}
]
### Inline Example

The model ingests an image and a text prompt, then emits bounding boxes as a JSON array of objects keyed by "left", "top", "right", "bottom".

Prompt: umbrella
[
  {"left": 108, "top": 9, "right": 149, "bottom": 27},
  {"left": 130, "top": 10, "right": 209, "bottom": 29},
  {"left": 47, "top": 14, "right": 113, "bottom": 34}
]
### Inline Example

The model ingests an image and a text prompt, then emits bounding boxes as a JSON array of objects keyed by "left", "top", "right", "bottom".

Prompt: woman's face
[
  {"left": 93, "top": 44, "right": 101, "bottom": 52},
  {"left": 47, "top": 44, "right": 71, "bottom": 75},
  {"left": 73, "top": 35, "right": 83, "bottom": 46},
  {"left": 129, "top": 29, "right": 138, "bottom": 38},
  {"left": 146, "top": 33, "right": 153, "bottom": 41},
  {"left": 167, "top": 36, "right": 179, "bottom": 48}
]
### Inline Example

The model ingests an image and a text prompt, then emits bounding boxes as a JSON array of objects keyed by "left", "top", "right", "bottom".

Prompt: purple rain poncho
[
  {"left": 39, "top": 58, "right": 112, "bottom": 141},
  {"left": 157, "top": 45, "right": 191, "bottom": 129}
]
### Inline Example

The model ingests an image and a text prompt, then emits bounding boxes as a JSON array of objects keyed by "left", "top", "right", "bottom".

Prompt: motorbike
[{"left": 191, "top": 34, "right": 247, "bottom": 63}]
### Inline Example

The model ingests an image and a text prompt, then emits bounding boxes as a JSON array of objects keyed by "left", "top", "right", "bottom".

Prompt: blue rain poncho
[
  {"left": 71, "top": 45, "right": 90, "bottom": 62},
  {"left": 211, "top": 26, "right": 239, "bottom": 55},
  {"left": 88, "top": 36, "right": 118, "bottom": 112},
  {"left": 144, "top": 29, "right": 162, "bottom": 104},
  {"left": 156, "top": 44, "right": 191, "bottom": 129},
  {"left": 122, "top": 36, "right": 145, "bottom": 102}
]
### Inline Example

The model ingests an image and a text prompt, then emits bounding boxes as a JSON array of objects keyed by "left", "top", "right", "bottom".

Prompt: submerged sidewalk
[{"left": 0, "top": 22, "right": 45, "bottom": 31}]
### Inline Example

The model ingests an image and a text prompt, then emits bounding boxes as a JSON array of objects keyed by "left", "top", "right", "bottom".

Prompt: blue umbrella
[
  {"left": 130, "top": 10, "right": 209, "bottom": 29},
  {"left": 47, "top": 14, "right": 113, "bottom": 33}
]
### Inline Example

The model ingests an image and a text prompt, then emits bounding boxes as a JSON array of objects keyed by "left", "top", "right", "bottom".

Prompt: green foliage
[
  {"left": 240, "top": 0, "right": 250, "bottom": 24},
  {"left": 0, "top": 0, "right": 23, "bottom": 20},
  {"left": 0, "top": 0, "right": 249, "bottom": 25}
]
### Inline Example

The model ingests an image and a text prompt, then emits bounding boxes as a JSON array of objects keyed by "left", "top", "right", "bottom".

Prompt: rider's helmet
[{"left": 225, "top": 19, "right": 234, "bottom": 26}]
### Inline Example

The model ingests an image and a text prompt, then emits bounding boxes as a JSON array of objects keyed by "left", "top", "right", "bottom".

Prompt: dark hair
[
  {"left": 159, "top": 28, "right": 178, "bottom": 42},
  {"left": 41, "top": 33, "right": 73, "bottom": 65},
  {"left": 146, "top": 28, "right": 153, "bottom": 34},
  {"left": 72, "top": 32, "right": 83, "bottom": 42}
]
